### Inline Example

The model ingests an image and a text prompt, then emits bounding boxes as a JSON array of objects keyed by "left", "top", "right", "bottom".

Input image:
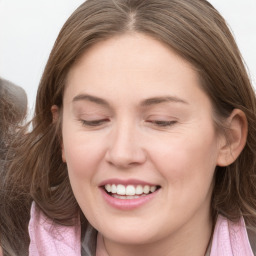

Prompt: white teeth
[
  {"left": 112, "top": 194, "right": 142, "bottom": 199},
  {"left": 105, "top": 184, "right": 111, "bottom": 192},
  {"left": 126, "top": 185, "right": 136, "bottom": 196},
  {"left": 111, "top": 184, "right": 117, "bottom": 193},
  {"left": 135, "top": 185, "right": 143, "bottom": 195},
  {"left": 116, "top": 184, "right": 126, "bottom": 195},
  {"left": 150, "top": 186, "right": 157, "bottom": 193},
  {"left": 143, "top": 185, "right": 150, "bottom": 194},
  {"left": 104, "top": 184, "right": 158, "bottom": 196}
]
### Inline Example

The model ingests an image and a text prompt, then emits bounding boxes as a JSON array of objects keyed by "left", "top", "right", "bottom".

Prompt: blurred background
[{"left": 0, "top": 0, "right": 255, "bottom": 116}]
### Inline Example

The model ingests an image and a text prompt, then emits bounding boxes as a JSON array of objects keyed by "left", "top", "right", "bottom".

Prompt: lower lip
[{"left": 100, "top": 188, "right": 160, "bottom": 210}]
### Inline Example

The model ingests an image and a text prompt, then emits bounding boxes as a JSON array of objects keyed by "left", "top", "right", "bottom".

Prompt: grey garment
[
  {"left": 205, "top": 241, "right": 211, "bottom": 256},
  {"left": 81, "top": 224, "right": 97, "bottom": 256},
  {"left": 248, "top": 228, "right": 256, "bottom": 255}
]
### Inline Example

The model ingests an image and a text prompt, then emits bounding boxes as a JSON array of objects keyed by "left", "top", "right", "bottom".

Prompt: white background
[{"left": 0, "top": 0, "right": 255, "bottom": 114}]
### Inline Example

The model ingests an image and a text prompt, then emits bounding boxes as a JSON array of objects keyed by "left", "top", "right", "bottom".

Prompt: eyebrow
[
  {"left": 72, "top": 94, "right": 188, "bottom": 107},
  {"left": 72, "top": 94, "right": 110, "bottom": 107},
  {"left": 140, "top": 96, "right": 189, "bottom": 106}
]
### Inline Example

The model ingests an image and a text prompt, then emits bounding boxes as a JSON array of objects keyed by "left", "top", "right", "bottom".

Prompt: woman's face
[{"left": 62, "top": 33, "right": 224, "bottom": 249}]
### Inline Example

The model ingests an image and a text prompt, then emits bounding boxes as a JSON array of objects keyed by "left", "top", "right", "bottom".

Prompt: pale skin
[{"left": 52, "top": 33, "right": 247, "bottom": 256}]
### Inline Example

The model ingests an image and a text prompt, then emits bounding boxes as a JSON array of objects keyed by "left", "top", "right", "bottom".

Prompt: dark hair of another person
[
  {"left": 1, "top": 0, "right": 256, "bottom": 255},
  {"left": 0, "top": 78, "right": 27, "bottom": 154},
  {"left": 0, "top": 78, "right": 27, "bottom": 256}
]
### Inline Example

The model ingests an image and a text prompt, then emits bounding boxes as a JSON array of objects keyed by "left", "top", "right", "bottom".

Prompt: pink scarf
[
  {"left": 29, "top": 202, "right": 254, "bottom": 255},
  {"left": 211, "top": 215, "right": 254, "bottom": 255},
  {"left": 28, "top": 202, "right": 81, "bottom": 256}
]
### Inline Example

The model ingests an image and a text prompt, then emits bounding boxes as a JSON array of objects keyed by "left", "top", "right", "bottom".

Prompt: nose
[{"left": 105, "top": 121, "right": 147, "bottom": 169}]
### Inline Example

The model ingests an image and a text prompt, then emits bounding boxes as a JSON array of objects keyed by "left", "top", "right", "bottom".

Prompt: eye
[
  {"left": 80, "top": 118, "right": 109, "bottom": 127},
  {"left": 146, "top": 120, "right": 177, "bottom": 127}
]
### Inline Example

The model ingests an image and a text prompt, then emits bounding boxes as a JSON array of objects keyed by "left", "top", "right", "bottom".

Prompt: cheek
[
  {"left": 152, "top": 137, "right": 217, "bottom": 221},
  {"left": 62, "top": 130, "right": 104, "bottom": 215},
  {"left": 150, "top": 129, "right": 218, "bottom": 191},
  {"left": 61, "top": 117, "right": 103, "bottom": 180},
  {"left": 63, "top": 138, "right": 104, "bottom": 181}
]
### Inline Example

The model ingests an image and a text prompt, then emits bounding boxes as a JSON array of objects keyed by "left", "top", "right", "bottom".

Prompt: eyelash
[
  {"left": 146, "top": 120, "right": 177, "bottom": 127},
  {"left": 80, "top": 119, "right": 177, "bottom": 128},
  {"left": 80, "top": 119, "right": 109, "bottom": 127}
]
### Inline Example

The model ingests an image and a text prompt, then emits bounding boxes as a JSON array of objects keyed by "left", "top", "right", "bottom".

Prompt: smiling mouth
[{"left": 103, "top": 184, "right": 161, "bottom": 199}]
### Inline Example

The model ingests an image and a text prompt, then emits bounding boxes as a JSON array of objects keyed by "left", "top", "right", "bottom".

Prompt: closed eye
[
  {"left": 80, "top": 119, "right": 109, "bottom": 127},
  {"left": 146, "top": 120, "right": 177, "bottom": 127}
]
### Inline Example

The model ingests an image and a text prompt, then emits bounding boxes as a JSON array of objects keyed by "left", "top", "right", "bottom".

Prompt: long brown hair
[{"left": 2, "top": 0, "right": 256, "bottom": 254}]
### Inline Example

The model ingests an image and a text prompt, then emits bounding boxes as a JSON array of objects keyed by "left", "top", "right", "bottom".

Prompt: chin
[{"left": 98, "top": 222, "right": 160, "bottom": 245}]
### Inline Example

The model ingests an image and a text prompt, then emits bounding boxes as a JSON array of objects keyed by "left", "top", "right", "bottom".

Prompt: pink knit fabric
[
  {"left": 29, "top": 202, "right": 254, "bottom": 255},
  {"left": 29, "top": 202, "right": 81, "bottom": 256},
  {"left": 210, "top": 215, "right": 254, "bottom": 256}
]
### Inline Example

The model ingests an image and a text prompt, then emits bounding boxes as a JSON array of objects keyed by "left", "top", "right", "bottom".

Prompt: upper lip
[{"left": 99, "top": 178, "right": 159, "bottom": 187}]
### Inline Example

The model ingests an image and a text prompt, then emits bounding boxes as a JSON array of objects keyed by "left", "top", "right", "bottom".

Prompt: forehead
[{"left": 64, "top": 33, "right": 208, "bottom": 107}]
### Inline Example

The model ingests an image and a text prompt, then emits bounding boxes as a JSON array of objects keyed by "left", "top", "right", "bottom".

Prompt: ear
[
  {"left": 51, "top": 105, "right": 59, "bottom": 123},
  {"left": 51, "top": 105, "right": 66, "bottom": 162},
  {"left": 217, "top": 109, "right": 248, "bottom": 167}
]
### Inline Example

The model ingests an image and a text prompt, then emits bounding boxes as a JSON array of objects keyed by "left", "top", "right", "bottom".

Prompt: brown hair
[
  {"left": 0, "top": 78, "right": 27, "bottom": 151},
  {"left": 0, "top": 78, "right": 28, "bottom": 255},
  {"left": 2, "top": 0, "right": 256, "bottom": 254},
  {"left": 0, "top": 78, "right": 27, "bottom": 177}
]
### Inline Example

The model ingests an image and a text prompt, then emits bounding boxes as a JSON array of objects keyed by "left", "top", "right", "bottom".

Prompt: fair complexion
[{"left": 57, "top": 33, "right": 247, "bottom": 256}]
